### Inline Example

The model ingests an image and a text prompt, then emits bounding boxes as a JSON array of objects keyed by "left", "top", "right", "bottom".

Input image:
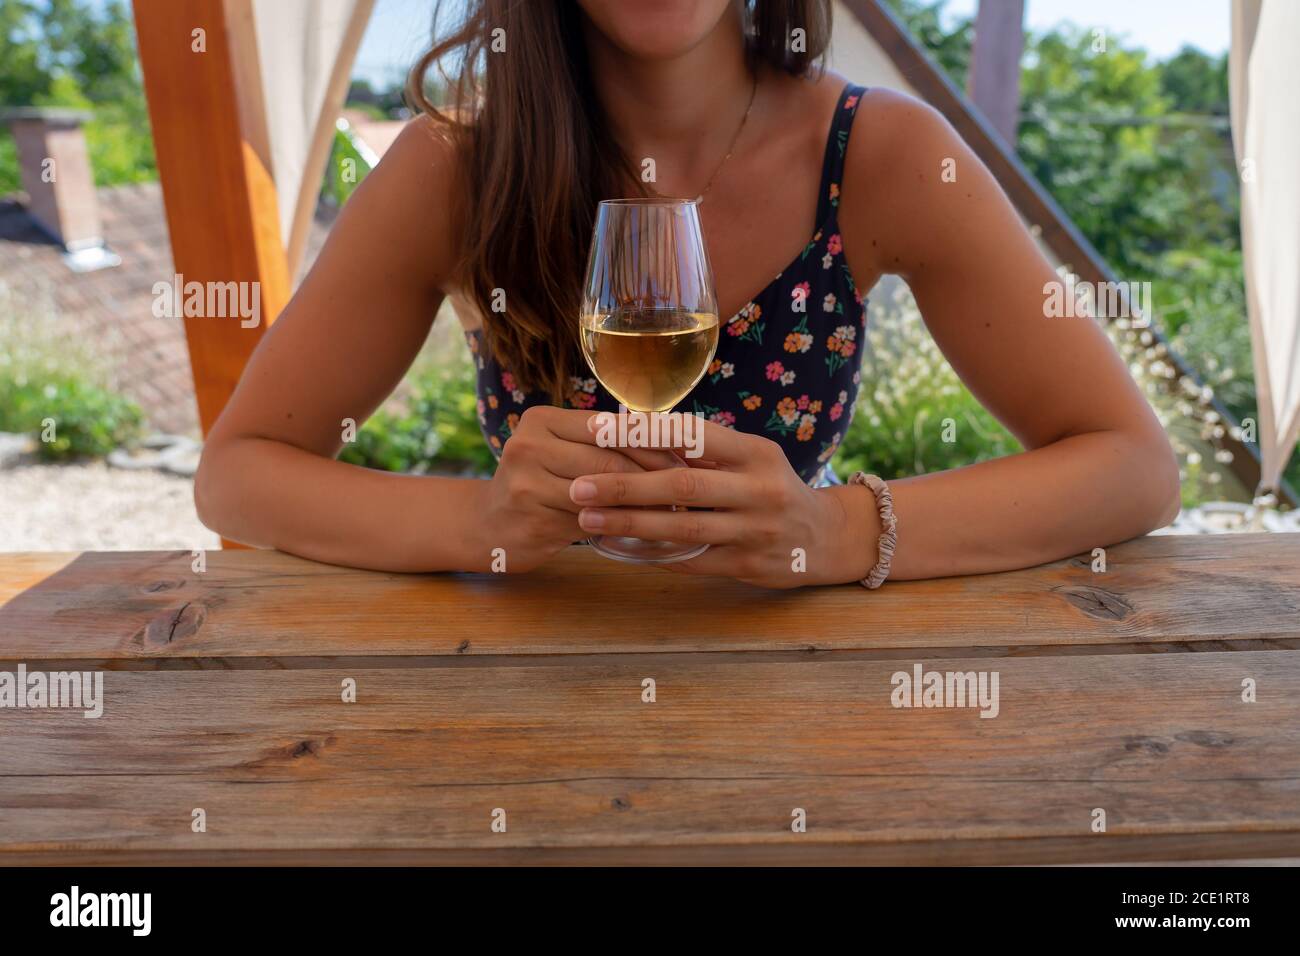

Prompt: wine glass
[{"left": 579, "top": 198, "right": 720, "bottom": 564}]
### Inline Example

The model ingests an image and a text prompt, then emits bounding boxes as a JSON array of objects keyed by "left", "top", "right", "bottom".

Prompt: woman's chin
[{"left": 578, "top": 0, "right": 733, "bottom": 61}]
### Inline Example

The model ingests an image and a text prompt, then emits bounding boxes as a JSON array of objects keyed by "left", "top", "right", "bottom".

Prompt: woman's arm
[
  {"left": 565, "top": 88, "right": 1179, "bottom": 587},
  {"left": 194, "top": 119, "right": 652, "bottom": 573},
  {"left": 193, "top": 118, "right": 483, "bottom": 571},
  {"left": 828, "top": 89, "right": 1180, "bottom": 580}
]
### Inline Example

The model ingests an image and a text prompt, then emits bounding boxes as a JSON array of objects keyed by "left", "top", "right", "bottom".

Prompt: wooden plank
[
  {"left": 1, "top": 652, "right": 1296, "bottom": 864},
  {"left": 0, "top": 537, "right": 1297, "bottom": 662},
  {"left": 840, "top": 0, "right": 1292, "bottom": 505}
]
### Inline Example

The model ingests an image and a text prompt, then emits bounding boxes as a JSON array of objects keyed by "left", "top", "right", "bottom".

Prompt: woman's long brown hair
[{"left": 407, "top": 0, "right": 831, "bottom": 401}]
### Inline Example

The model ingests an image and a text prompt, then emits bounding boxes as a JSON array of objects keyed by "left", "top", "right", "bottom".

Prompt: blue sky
[
  {"left": 352, "top": 0, "right": 442, "bottom": 90},
  {"left": 355, "top": 0, "right": 1230, "bottom": 89},
  {"left": 941, "top": 0, "right": 1228, "bottom": 56}
]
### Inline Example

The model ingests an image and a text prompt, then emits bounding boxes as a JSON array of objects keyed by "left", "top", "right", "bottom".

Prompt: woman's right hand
[{"left": 470, "top": 405, "right": 678, "bottom": 572}]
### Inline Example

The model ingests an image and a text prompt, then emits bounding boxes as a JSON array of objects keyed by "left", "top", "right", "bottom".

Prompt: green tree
[
  {"left": 0, "top": 2, "right": 48, "bottom": 107},
  {"left": 881, "top": 6, "right": 1239, "bottom": 277},
  {"left": 0, "top": 0, "right": 154, "bottom": 192},
  {"left": 873, "top": 3, "right": 1287, "bottom": 498},
  {"left": 1159, "top": 45, "right": 1229, "bottom": 116},
  {"left": 883, "top": 0, "right": 973, "bottom": 86}
]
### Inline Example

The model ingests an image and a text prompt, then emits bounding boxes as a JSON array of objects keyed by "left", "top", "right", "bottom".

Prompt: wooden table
[{"left": 1, "top": 535, "right": 1298, "bottom": 865}]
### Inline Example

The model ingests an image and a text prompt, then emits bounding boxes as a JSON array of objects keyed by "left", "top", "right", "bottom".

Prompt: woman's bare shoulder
[
  {"left": 850, "top": 85, "right": 957, "bottom": 166},
  {"left": 838, "top": 86, "right": 980, "bottom": 274},
  {"left": 329, "top": 113, "right": 465, "bottom": 292}
]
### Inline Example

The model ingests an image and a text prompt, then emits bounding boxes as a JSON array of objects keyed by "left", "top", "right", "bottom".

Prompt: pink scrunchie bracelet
[{"left": 848, "top": 472, "right": 897, "bottom": 589}]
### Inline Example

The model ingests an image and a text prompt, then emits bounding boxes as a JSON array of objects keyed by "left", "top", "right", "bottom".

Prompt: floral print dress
[{"left": 465, "top": 83, "right": 869, "bottom": 486}]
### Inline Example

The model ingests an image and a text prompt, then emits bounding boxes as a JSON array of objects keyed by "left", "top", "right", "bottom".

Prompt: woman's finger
[
  {"left": 569, "top": 464, "right": 751, "bottom": 509},
  {"left": 577, "top": 505, "right": 745, "bottom": 545},
  {"left": 585, "top": 412, "right": 772, "bottom": 467},
  {"left": 617, "top": 445, "right": 691, "bottom": 472},
  {"left": 523, "top": 405, "right": 608, "bottom": 443},
  {"left": 526, "top": 473, "right": 600, "bottom": 513},
  {"left": 532, "top": 438, "right": 671, "bottom": 482}
]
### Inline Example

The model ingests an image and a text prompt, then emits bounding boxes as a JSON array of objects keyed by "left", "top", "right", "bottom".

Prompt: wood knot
[
  {"left": 1123, "top": 735, "right": 1170, "bottom": 755},
  {"left": 135, "top": 602, "right": 206, "bottom": 648},
  {"left": 289, "top": 738, "right": 327, "bottom": 759},
  {"left": 1054, "top": 585, "right": 1133, "bottom": 621},
  {"left": 1176, "top": 730, "right": 1234, "bottom": 749},
  {"left": 610, "top": 796, "right": 631, "bottom": 812},
  {"left": 141, "top": 579, "right": 185, "bottom": 594},
  {"left": 456, "top": 640, "right": 471, "bottom": 654},
  {"left": 243, "top": 736, "right": 336, "bottom": 770}
]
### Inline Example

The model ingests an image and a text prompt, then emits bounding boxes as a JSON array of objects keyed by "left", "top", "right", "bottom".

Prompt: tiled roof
[{"left": 0, "top": 182, "right": 332, "bottom": 437}]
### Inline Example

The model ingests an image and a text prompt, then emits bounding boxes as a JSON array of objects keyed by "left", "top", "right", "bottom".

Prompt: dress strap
[{"left": 814, "top": 82, "right": 868, "bottom": 226}]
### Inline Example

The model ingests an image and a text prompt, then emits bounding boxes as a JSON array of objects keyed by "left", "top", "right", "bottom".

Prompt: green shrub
[
  {"left": 338, "top": 350, "right": 496, "bottom": 475},
  {"left": 324, "top": 127, "right": 371, "bottom": 208},
  {"left": 1, "top": 284, "right": 144, "bottom": 461},
  {"left": 0, "top": 373, "right": 143, "bottom": 459},
  {"left": 0, "top": 132, "right": 19, "bottom": 195},
  {"left": 337, "top": 400, "right": 440, "bottom": 474}
]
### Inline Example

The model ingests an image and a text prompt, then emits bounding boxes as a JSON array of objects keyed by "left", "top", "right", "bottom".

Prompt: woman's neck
[{"left": 582, "top": 5, "right": 754, "bottom": 196}]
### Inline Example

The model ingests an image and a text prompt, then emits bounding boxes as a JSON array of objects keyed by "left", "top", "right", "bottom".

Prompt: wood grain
[
  {"left": 3, "top": 538, "right": 1296, "bottom": 864},
  {"left": 1, "top": 652, "right": 1296, "bottom": 864},
  {"left": 0, "top": 536, "right": 1297, "bottom": 663}
]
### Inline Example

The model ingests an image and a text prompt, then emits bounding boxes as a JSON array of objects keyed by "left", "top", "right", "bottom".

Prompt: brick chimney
[{"left": 1, "top": 106, "right": 119, "bottom": 271}]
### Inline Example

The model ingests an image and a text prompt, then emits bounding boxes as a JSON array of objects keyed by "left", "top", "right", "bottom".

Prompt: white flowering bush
[
  {"left": 1106, "top": 314, "right": 1244, "bottom": 506},
  {"left": 834, "top": 279, "right": 1020, "bottom": 481}
]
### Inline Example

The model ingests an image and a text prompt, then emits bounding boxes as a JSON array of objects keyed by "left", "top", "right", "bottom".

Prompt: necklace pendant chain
[{"left": 649, "top": 71, "right": 757, "bottom": 203}]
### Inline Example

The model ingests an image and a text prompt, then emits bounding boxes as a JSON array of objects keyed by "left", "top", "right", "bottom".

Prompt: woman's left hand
[{"left": 569, "top": 414, "right": 881, "bottom": 588}]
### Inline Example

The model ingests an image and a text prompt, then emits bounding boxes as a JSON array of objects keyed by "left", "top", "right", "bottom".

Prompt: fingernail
[
  {"left": 579, "top": 509, "right": 605, "bottom": 530},
  {"left": 570, "top": 478, "right": 597, "bottom": 502},
  {"left": 587, "top": 413, "right": 610, "bottom": 432}
]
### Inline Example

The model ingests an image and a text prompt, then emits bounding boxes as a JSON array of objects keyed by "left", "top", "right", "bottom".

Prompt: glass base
[{"left": 587, "top": 534, "right": 708, "bottom": 565}]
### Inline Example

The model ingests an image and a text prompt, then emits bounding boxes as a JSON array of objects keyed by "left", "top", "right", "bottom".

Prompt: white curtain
[
  {"left": 247, "top": 0, "right": 376, "bottom": 279},
  {"left": 1230, "top": 0, "right": 1300, "bottom": 495}
]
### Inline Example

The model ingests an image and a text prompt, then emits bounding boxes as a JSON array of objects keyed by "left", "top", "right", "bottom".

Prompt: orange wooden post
[
  {"left": 133, "top": 0, "right": 292, "bottom": 548},
  {"left": 133, "top": 0, "right": 289, "bottom": 433}
]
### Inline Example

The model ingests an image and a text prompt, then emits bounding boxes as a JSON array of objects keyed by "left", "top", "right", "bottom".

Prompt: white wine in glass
[
  {"left": 579, "top": 199, "right": 720, "bottom": 563},
  {"left": 580, "top": 308, "right": 719, "bottom": 413}
]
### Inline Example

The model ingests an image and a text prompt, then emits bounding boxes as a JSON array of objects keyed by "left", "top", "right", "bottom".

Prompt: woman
[{"left": 195, "top": 0, "right": 1179, "bottom": 588}]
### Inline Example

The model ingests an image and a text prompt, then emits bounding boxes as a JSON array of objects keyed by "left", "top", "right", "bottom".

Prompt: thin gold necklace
[{"left": 646, "top": 70, "right": 758, "bottom": 204}]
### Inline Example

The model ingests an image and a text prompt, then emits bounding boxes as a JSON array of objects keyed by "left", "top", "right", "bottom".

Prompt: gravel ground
[{"left": 0, "top": 460, "right": 219, "bottom": 552}]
